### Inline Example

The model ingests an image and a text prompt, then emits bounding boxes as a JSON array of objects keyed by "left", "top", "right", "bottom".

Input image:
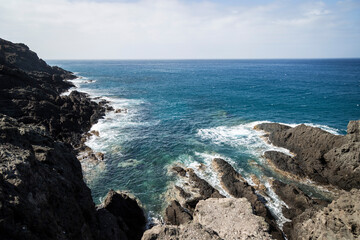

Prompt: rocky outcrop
[
  {"left": 0, "top": 114, "right": 100, "bottom": 240},
  {"left": 142, "top": 223, "right": 222, "bottom": 240},
  {"left": 164, "top": 200, "right": 193, "bottom": 225},
  {"left": 256, "top": 122, "right": 360, "bottom": 190},
  {"left": 194, "top": 198, "right": 273, "bottom": 240},
  {"left": 99, "top": 190, "right": 146, "bottom": 240},
  {"left": 142, "top": 198, "right": 273, "bottom": 240},
  {"left": 289, "top": 189, "right": 360, "bottom": 240},
  {"left": 0, "top": 38, "right": 145, "bottom": 239},
  {"left": 212, "top": 158, "right": 283, "bottom": 240},
  {"left": 168, "top": 165, "right": 224, "bottom": 213},
  {"left": 256, "top": 121, "right": 360, "bottom": 239}
]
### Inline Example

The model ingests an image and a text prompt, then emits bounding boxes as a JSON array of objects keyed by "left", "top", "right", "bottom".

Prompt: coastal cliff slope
[{"left": 0, "top": 38, "right": 145, "bottom": 240}]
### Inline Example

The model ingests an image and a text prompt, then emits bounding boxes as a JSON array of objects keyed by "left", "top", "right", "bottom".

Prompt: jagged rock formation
[
  {"left": 142, "top": 198, "right": 273, "bottom": 240},
  {"left": 0, "top": 38, "right": 145, "bottom": 240},
  {"left": 212, "top": 158, "right": 283, "bottom": 240},
  {"left": 289, "top": 189, "right": 360, "bottom": 240},
  {"left": 256, "top": 122, "right": 360, "bottom": 190},
  {"left": 256, "top": 121, "right": 360, "bottom": 239}
]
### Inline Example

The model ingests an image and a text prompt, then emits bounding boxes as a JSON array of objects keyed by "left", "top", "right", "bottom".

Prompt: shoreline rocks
[
  {"left": 0, "top": 38, "right": 146, "bottom": 240},
  {"left": 255, "top": 122, "right": 360, "bottom": 190},
  {"left": 143, "top": 198, "right": 274, "bottom": 240}
]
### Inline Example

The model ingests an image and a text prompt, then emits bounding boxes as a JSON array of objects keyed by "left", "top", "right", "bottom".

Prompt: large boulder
[
  {"left": 194, "top": 198, "right": 273, "bottom": 240},
  {"left": 101, "top": 190, "right": 146, "bottom": 240},
  {"left": 142, "top": 198, "right": 274, "bottom": 240},
  {"left": 141, "top": 223, "right": 222, "bottom": 240}
]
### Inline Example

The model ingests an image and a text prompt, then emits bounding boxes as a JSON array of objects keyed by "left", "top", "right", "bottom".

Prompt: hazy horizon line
[{"left": 46, "top": 57, "right": 360, "bottom": 61}]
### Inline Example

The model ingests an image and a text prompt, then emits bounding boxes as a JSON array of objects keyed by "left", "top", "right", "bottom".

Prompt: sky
[{"left": 0, "top": 0, "right": 359, "bottom": 59}]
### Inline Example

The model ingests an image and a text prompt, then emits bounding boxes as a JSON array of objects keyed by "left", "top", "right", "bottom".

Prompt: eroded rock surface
[
  {"left": 0, "top": 38, "right": 145, "bottom": 240},
  {"left": 212, "top": 158, "right": 283, "bottom": 240},
  {"left": 195, "top": 198, "right": 273, "bottom": 240},
  {"left": 289, "top": 189, "right": 360, "bottom": 240},
  {"left": 143, "top": 198, "right": 274, "bottom": 240},
  {"left": 256, "top": 122, "right": 360, "bottom": 190}
]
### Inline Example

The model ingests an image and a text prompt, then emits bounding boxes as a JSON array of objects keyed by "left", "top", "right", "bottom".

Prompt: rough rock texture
[
  {"left": 272, "top": 180, "right": 329, "bottom": 220},
  {"left": 164, "top": 200, "right": 193, "bottom": 225},
  {"left": 143, "top": 198, "right": 274, "bottom": 240},
  {"left": 212, "top": 158, "right": 283, "bottom": 240},
  {"left": 100, "top": 190, "right": 146, "bottom": 240},
  {"left": 168, "top": 165, "right": 224, "bottom": 213},
  {"left": 0, "top": 114, "right": 100, "bottom": 239},
  {"left": 141, "top": 223, "right": 222, "bottom": 240},
  {"left": 194, "top": 198, "right": 273, "bottom": 240},
  {"left": 256, "top": 122, "right": 360, "bottom": 190},
  {"left": 289, "top": 189, "right": 360, "bottom": 240},
  {"left": 254, "top": 123, "right": 291, "bottom": 135},
  {"left": 0, "top": 38, "right": 145, "bottom": 239},
  {"left": 263, "top": 151, "right": 305, "bottom": 178}
]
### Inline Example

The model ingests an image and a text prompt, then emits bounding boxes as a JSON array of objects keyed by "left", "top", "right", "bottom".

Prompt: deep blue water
[{"left": 48, "top": 59, "right": 360, "bottom": 219}]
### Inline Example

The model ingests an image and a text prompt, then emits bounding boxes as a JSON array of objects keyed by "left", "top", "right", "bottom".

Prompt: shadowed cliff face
[{"left": 0, "top": 38, "right": 146, "bottom": 240}]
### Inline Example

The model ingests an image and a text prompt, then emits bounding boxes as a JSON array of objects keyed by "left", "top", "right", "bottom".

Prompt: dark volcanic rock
[
  {"left": 0, "top": 38, "right": 72, "bottom": 76},
  {"left": 165, "top": 200, "right": 193, "bottom": 225},
  {"left": 0, "top": 38, "right": 105, "bottom": 148},
  {"left": 96, "top": 208, "right": 128, "bottom": 240},
  {"left": 212, "top": 158, "right": 284, "bottom": 240},
  {"left": 0, "top": 38, "right": 146, "bottom": 240},
  {"left": 254, "top": 122, "right": 291, "bottom": 134},
  {"left": 101, "top": 190, "right": 146, "bottom": 240},
  {"left": 187, "top": 168, "right": 224, "bottom": 200},
  {"left": 263, "top": 151, "right": 305, "bottom": 178},
  {"left": 271, "top": 180, "right": 330, "bottom": 238},
  {"left": 272, "top": 180, "right": 329, "bottom": 220},
  {"left": 0, "top": 115, "right": 98, "bottom": 240},
  {"left": 256, "top": 122, "right": 360, "bottom": 190}
]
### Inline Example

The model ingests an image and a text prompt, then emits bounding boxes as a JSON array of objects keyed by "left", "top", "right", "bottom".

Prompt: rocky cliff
[{"left": 0, "top": 38, "right": 146, "bottom": 240}]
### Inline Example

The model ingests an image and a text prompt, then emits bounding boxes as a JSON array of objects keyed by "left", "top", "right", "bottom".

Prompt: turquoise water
[{"left": 49, "top": 59, "right": 360, "bottom": 218}]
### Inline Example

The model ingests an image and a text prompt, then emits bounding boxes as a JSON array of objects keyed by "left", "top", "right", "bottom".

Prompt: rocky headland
[
  {"left": 0, "top": 38, "right": 146, "bottom": 240},
  {"left": 1, "top": 38, "right": 359, "bottom": 240}
]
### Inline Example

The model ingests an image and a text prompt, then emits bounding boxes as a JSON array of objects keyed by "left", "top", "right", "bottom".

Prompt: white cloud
[{"left": 0, "top": 0, "right": 359, "bottom": 59}]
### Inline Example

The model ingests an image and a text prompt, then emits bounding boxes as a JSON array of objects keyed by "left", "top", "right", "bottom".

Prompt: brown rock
[
  {"left": 164, "top": 200, "right": 193, "bottom": 225},
  {"left": 212, "top": 158, "right": 284, "bottom": 240},
  {"left": 289, "top": 189, "right": 360, "bottom": 240}
]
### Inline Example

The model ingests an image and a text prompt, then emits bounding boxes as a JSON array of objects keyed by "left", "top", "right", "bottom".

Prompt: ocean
[{"left": 48, "top": 59, "right": 360, "bottom": 221}]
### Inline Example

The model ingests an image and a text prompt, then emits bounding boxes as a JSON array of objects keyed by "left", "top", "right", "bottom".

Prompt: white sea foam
[
  {"left": 177, "top": 152, "right": 237, "bottom": 198},
  {"left": 197, "top": 121, "right": 293, "bottom": 157},
  {"left": 196, "top": 120, "right": 340, "bottom": 228},
  {"left": 197, "top": 120, "right": 341, "bottom": 158},
  {"left": 262, "top": 180, "right": 291, "bottom": 229}
]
